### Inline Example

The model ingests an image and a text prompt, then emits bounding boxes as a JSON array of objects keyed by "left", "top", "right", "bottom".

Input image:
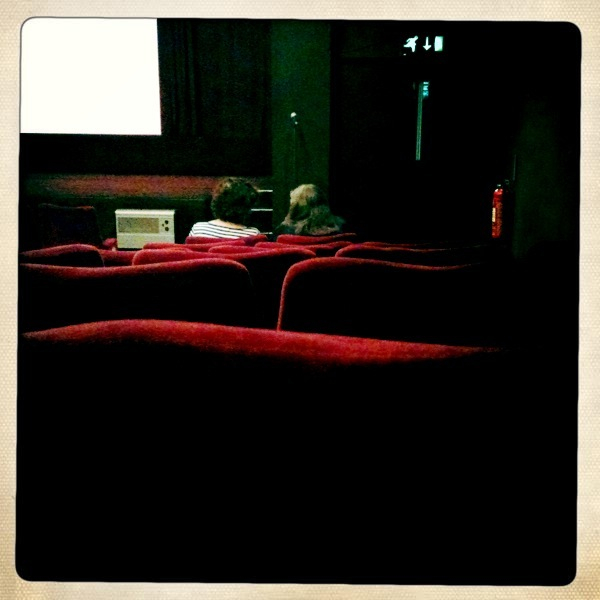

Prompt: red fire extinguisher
[{"left": 491, "top": 183, "right": 504, "bottom": 239}]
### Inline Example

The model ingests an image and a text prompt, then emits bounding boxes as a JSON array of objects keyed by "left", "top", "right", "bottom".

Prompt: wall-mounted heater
[{"left": 115, "top": 209, "right": 175, "bottom": 249}]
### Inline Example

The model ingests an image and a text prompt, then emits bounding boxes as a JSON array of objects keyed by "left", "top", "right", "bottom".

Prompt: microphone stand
[{"left": 290, "top": 112, "right": 299, "bottom": 185}]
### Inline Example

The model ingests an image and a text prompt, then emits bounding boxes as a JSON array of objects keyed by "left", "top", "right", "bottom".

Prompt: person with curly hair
[{"left": 189, "top": 177, "right": 261, "bottom": 239}]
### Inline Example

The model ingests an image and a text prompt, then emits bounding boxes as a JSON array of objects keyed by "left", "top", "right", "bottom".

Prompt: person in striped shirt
[{"left": 189, "top": 177, "right": 261, "bottom": 239}]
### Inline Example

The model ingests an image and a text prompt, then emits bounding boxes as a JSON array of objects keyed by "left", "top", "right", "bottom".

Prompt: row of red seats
[
  {"left": 20, "top": 232, "right": 512, "bottom": 268},
  {"left": 17, "top": 317, "right": 574, "bottom": 582},
  {"left": 20, "top": 238, "right": 335, "bottom": 331},
  {"left": 20, "top": 241, "right": 524, "bottom": 348}
]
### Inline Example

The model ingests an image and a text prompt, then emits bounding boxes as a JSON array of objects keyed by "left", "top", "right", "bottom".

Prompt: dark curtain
[{"left": 157, "top": 19, "right": 271, "bottom": 146}]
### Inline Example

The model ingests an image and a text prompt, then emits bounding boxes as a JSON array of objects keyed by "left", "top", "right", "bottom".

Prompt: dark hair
[
  {"left": 280, "top": 183, "right": 345, "bottom": 236},
  {"left": 211, "top": 177, "right": 259, "bottom": 225}
]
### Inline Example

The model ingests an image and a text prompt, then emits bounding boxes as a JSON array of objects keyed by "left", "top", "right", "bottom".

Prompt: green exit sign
[{"left": 402, "top": 35, "right": 444, "bottom": 55}]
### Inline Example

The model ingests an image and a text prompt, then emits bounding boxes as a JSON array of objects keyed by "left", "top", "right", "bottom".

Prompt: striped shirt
[{"left": 189, "top": 221, "right": 261, "bottom": 239}]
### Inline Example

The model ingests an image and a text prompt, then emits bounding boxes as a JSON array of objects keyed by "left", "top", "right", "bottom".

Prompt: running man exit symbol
[{"left": 404, "top": 36, "right": 418, "bottom": 52}]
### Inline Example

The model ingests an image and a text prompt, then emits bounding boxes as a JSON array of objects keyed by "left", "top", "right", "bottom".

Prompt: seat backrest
[
  {"left": 144, "top": 242, "right": 195, "bottom": 250},
  {"left": 132, "top": 248, "right": 198, "bottom": 266},
  {"left": 134, "top": 246, "right": 264, "bottom": 264},
  {"left": 128, "top": 247, "right": 315, "bottom": 327},
  {"left": 208, "top": 244, "right": 267, "bottom": 255},
  {"left": 185, "top": 233, "right": 268, "bottom": 245},
  {"left": 336, "top": 242, "right": 512, "bottom": 266},
  {"left": 37, "top": 203, "right": 104, "bottom": 248},
  {"left": 208, "top": 247, "right": 317, "bottom": 327},
  {"left": 184, "top": 235, "right": 229, "bottom": 244},
  {"left": 256, "top": 240, "right": 352, "bottom": 257},
  {"left": 359, "top": 239, "right": 487, "bottom": 248},
  {"left": 17, "top": 318, "right": 574, "bottom": 582},
  {"left": 275, "top": 232, "right": 358, "bottom": 245},
  {"left": 19, "top": 243, "right": 105, "bottom": 267},
  {"left": 19, "top": 258, "right": 258, "bottom": 332},
  {"left": 149, "top": 240, "right": 266, "bottom": 252},
  {"left": 277, "top": 257, "right": 519, "bottom": 346},
  {"left": 142, "top": 245, "right": 317, "bottom": 328},
  {"left": 98, "top": 249, "right": 137, "bottom": 267}
]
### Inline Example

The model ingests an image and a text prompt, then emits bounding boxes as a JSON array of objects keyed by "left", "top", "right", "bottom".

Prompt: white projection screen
[{"left": 20, "top": 18, "right": 161, "bottom": 135}]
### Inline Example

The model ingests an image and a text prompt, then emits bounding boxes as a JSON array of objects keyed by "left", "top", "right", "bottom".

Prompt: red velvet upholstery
[
  {"left": 185, "top": 243, "right": 224, "bottom": 252},
  {"left": 133, "top": 245, "right": 316, "bottom": 327},
  {"left": 98, "top": 249, "right": 137, "bottom": 266},
  {"left": 125, "top": 246, "right": 315, "bottom": 326},
  {"left": 147, "top": 240, "right": 264, "bottom": 252},
  {"left": 207, "top": 244, "right": 267, "bottom": 254},
  {"left": 185, "top": 233, "right": 268, "bottom": 245},
  {"left": 275, "top": 232, "right": 358, "bottom": 244},
  {"left": 36, "top": 203, "right": 117, "bottom": 250},
  {"left": 185, "top": 235, "right": 227, "bottom": 244},
  {"left": 359, "top": 239, "right": 481, "bottom": 248},
  {"left": 278, "top": 257, "right": 520, "bottom": 346},
  {"left": 18, "top": 318, "right": 575, "bottom": 583},
  {"left": 144, "top": 242, "right": 195, "bottom": 250},
  {"left": 253, "top": 241, "right": 288, "bottom": 250},
  {"left": 145, "top": 241, "right": 217, "bottom": 251},
  {"left": 202, "top": 247, "right": 316, "bottom": 327},
  {"left": 132, "top": 248, "right": 197, "bottom": 266},
  {"left": 358, "top": 240, "right": 426, "bottom": 247},
  {"left": 335, "top": 242, "right": 513, "bottom": 265},
  {"left": 234, "top": 248, "right": 316, "bottom": 327},
  {"left": 256, "top": 240, "right": 352, "bottom": 257},
  {"left": 19, "top": 244, "right": 104, "bottom": 267},
  {"left": 19, "top": 258, "right": 258, "bottom": 332}
]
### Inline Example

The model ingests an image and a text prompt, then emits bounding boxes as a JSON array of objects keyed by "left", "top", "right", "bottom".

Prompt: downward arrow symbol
[{"left": 423, "top": 36, "right": 432, "bottom": 50}]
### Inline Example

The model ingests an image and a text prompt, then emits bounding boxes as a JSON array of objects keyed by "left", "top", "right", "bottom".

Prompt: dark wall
[
  {"left": 270, "top": 20, "right": 331, "bottom": 225},
  {"left": 507, "top": 24, "right": 581, "bottom": 259},
  {"left": 19, "top": 134, "right": 269, "bottom": 177},
  {"left": 329, "top": 21, "right": 580, "bottom": 248}
]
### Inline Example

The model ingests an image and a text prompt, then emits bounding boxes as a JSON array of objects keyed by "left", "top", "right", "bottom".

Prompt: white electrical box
[{"left": 115, "top": 209, "right": 175, "bottom": 249}]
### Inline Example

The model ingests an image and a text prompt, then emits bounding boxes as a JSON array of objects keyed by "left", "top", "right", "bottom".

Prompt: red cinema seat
[
  {"left": 152, "top": 240, "right": 264, "bottom": 251},
  {"left": 256, "top": 240, "right": 352, "bottom": 257},
  {"left": 185, "top": 235, "right": 229, "bottom": 244},
  {"left": 358, "top": 239, "right": 480, "bottom": 248},
  {"left": 275, "top": 232, "right": 358, "bottom": 245},
  {"left": 19, "top": 243, "right": 105, "bottom": 267},
  {"left": 37, "top": 203, "right": 117, "bottom": 250},
  {"left": 336, "top": 242, "right": 513, "bottom": 266},
  {"left": 143, "top": 241, "right": 231, "bottom": 252},
  {"left": 278, "top": 257, "right": 519, "bottom": 347},
  {"left": 253, "top": 241, "right": 288, "bottom": 250},
  {"left": 134, "top": 246, "right": 266, "bottom": 264},
  {"left": 18, "top": 318, "right": 574, "bottom": 583},
  {"left": 98, "top": 249, "right": 137, "bottom": 266},
  {"left": 132, "top": 248, "right": 198, "bottom": 266},
  {"left": 207, "top": 246, "right": 317, "bottom": 327},
  {"left": 185, "top": 233, "right": 268, "bottom": 245},
  {"left": 208, "top": 244, "right": 267, "bottom": 254},
  {"left": 143, "top": 242, "right": 196, "bottom": 250},
  {"left": 18, "top": 258, "right": 258, "bottom": 332},
  {"left": 134, "top": 245, "right": 316, "bottom": 327}
]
